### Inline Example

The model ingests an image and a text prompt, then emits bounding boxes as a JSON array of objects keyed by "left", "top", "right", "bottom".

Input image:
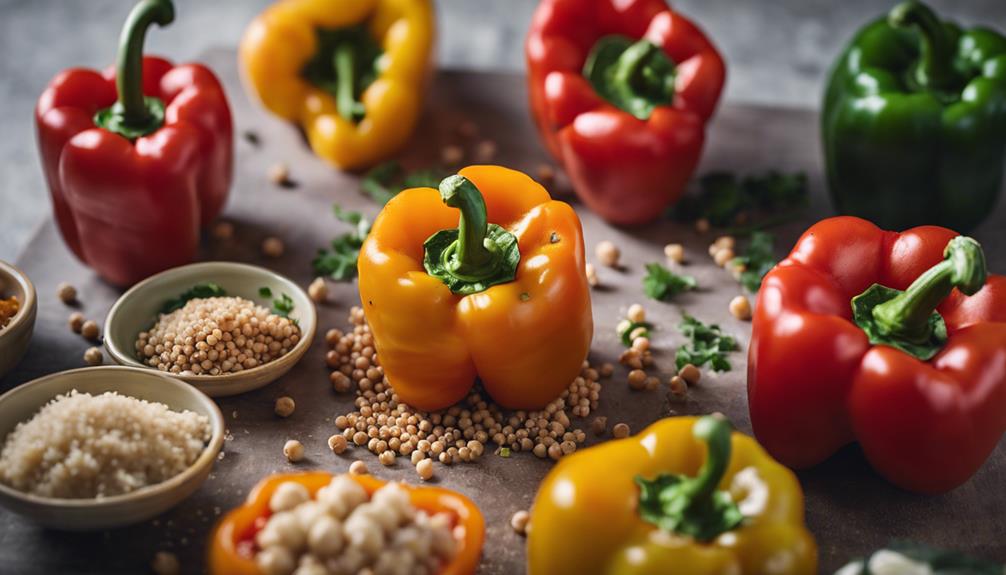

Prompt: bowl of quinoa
[
  {"left": 0, "top": 366, "right": 225, "bottom": 530},
  {"left": 104, "top": 262, "right": 317, "bottom": 397},
  {"left": 0, "top": 259, "right": 36, "bottom": 380}
]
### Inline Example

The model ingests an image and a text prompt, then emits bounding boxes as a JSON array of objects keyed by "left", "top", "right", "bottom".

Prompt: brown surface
[{"left": 3, "top": 50, "right": 1006, "bottom": 574}]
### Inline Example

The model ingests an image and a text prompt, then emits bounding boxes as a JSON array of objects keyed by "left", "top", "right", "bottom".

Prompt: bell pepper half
[
  {"left": 526, "top": 0, "right": 725, "bottom": 225},
  {"left": 240, "top": 0, "right": 434, "bottom": 170},
  {"left": 208, "top": 471, "right": 484, "bottom": 575},
  {"left": 528, "top": 415, "right": 818, "bottom": 575},
  {"left": 35, "top": 0, "right": 233, "bottom": 287},
  {"left": 358, "top": 165, "right": 593, "bottom": 411},
  {"left": 823, "top": 0, "right": 1006, "bottom": 232},
  {"left": 748, "top": 216, "right": 1006, "bottom": 494}
]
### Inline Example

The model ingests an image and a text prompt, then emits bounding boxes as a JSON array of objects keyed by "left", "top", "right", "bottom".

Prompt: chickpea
[
  {"left": 283, "top": 439, "right": 304, "bottom": 462},
  {"left": 612, "top": 423, "right": 631, "bottom": 439},
  {"left": 714, "top": 247, "right": 736, "bottom": 267},
  {"left": 328, "top": 434, "right": 348, "bottom": 454},
  {"left": 349, "top": 460, "right": 368, "bottom": 475},
  {"left": 150, "top": 551, "right": 180, "bottom": 575},
  {"left": 664, "top": 243, "right": 685, "bottom": 264},
  {"left": 729, "top": 295, "right": 752, "bottom": 321},
  {"left": 475, "top": 140, "right": 497, "bottom": 162},
  {"left": 81, "top": 320, "right": 100, "bottom": 341},
  {"left": 584, "top": 263, "right": 598, "bottom": 287},
  {"left": 626, "top": 304, "right": 645, "bottom": 323},
  {"left": 268, "top": 162, "right": 290, "bottom": 186},
  {"left": 308, "top": 277, "right": 328, "bottom": 303},
  {"left": 83, "top": 347, "right": 103, "bottom": 366},
  {"left": 441, "top": 144, "right": 464, "bottom": 165},
  {"left": 695, "top": 218, "right": 710, "bottom": 233},
  {"left": 416, "top": 458, "right": 434, "bottom": 481},
  {"left": 68, "top": 311, "right": 85, "bottom": 333},
  {"left": 212, "top": 220, "right": 234, "bottom": 240},
  {"left": 56, "top": 282, "right": 77, "bottom": 304},
  {"left": 274, "top": 396, "right": 296, "bottom": 418},
  {"left": 594, "top": 240, "right": 620, "bottom": 268},
  {"left": 678, "top": 363, "right": 701, "bottom": 386},
  {"left": 510, "top": 510, "right": 530, "bottom": 536},
  {"left": 261, "top": 236, "right": 285, "bottom": 258}
]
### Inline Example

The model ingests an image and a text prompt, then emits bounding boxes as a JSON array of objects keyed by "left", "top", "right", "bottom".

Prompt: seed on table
[
  {"left": 261, "top": 236, "right": 284, "bottom": 258},
  {"left": 595, "top": 240, "right": 620, "bottom": 268},
  {"left": 612, "top": 423, "right": 630, "bottom": 439},
  {"left": 600, "top": 363, "right": 614, "bottom": 378},
  {"left": 510, "top": 510, "right": 530, "bottom": 536},
  {"left": 695, "top": 218, "right": 711, "bottom": 233},
  {"left": 475, "top": 139, "right": 497, "bottom": 162},
  {"left": 411, "top": 450, "right": 425, "bottom": 465},
  {"left": 532, "top": 443, "right": 547, "bottom": 458},
  {"left": 669, "top": 375, "right": 688, "bottom": 396},
  {"left": 712, "top": 235, "right": 735, "bottom": 253},
  {"left": 330, "top": 371, "right": 351, "bottom": 393},
  {"left": 714, "top": 248, "right": 735, "bottom": 267},
  {"left": 730, "top": 295, "right": 752, "bottom": 321},
  {"left": 679, "top": 363, "right": 701, "bottom": 386},
  {"left": 81, "top": 320, "right": 100, "bottom": 341},
  {"left": 584, "top": 263, "right": 598, "bottom": 287},
  {"left": 83, "top": 347, "right": 102, "bottom": 366},
  {"left": 307, "top": 277, "right": 328, "bottom": 303},
  {"left": 627, "top": 303, "right": 645, "bottom": 323},
  {"left": 150, "top": 551, "right": 180, "bottom": 575},
  {"left": 56, "top": 282, "right": 77, "bottom": 304},
  {"left": 536, "top": 164, "right": 555, "bottom": 186},
  {"left": 68, "top": 312, "right": 85, "bottom": 333},
  {"left": 353, "top": 431, "right": 368, "bottom": 446},
  {"left": 349, "top": 460, "right": 368, "bottom": 475},
  {"left": 328, "top": 434, "right": 348, "bottom": 454},
  {"left": 212, "top": 220, "right": 234, "bottom": 240},
  {"left": 441, "top": 144, "right": 464, "bottom": 165},
  {"left": 560, "top": 440, "right": 576, "bottom": 455},
  {"left": 644, "top": 376, "right": 660, "bottom": 391},
  {"left": 268, "top": 162, "right": 290, "bottom": 186},
  {"left": 416, "top": 458, "right": 434, "bottom": 481},
  {"left": 457, "top": 120, "right": 478, "bottom": 138},
  {"left": 664, "top": 243, "right": 685, "bottom": 264},
  {"left": 627, "top": 369, "right": 648, "bottom": 391},
  {"left": 379, "top": 450, "right": 395, "bottom": 466},
  {"left": 274, "top": 396, "right": 296, "bottom": 418},
  {"left": 547, "top": 443, "right": 562, "bottom": 460},
  {"left": 631, "top": 337, "right": 650, "bottom": 352},
  {"left": 591, "top": 416, "right": 607, "bottom": 437},
  {"left": 283, "top": 439, "right": 304, "bottom": 462}
]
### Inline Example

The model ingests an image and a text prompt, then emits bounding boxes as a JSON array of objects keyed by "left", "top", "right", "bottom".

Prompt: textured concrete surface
[{"left": 1, "top": 0, "right": 1004, "bottom": 257}]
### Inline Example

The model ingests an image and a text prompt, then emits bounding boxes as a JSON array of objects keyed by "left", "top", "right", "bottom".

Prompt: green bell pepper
[{"left": 822, "top": 0, "right": 1006, "bottom": 232}]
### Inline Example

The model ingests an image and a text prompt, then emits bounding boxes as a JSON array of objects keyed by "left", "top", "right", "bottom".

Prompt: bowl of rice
[
  {"left": 103, "top": 262, "right": 317, "bottom": 397},
  {"left": 0, "top": 259, "right": 36, "bottom": 380},
  {"left": 0, "top": 366, "right": 225, "bottom": 530}
]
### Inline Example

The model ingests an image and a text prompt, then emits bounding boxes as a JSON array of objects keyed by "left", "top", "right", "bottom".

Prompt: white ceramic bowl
[
  {"left": 0, "top": 260, "right": 36, "bottom": 380},
  {"left": 103, "top": 261, "right": 317, "bottom": 397},
  {"left": 0, "top": 366, "right": 225, "bottom": 530}
]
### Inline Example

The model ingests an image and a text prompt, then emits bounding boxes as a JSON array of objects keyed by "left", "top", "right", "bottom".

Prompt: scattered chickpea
[
  {"left": 328, "top": 434, "right": 348, "bottom": 454},
  {"left": 626, "top": 304, "right": 645, "bottom": 323},
  {"left": 379, "top": 450, "right": 395, "bottom": 466},
  {"left": 729, "top": 295, "right": 752, "bottom": 321},
  {"left": 261, "top": 236, "right": 284, "bottom": 258},
  {"left": 510, "top": 510, "right": 530, "bottom": 536},
  {"left": 475, "top": 139, "right": 497, "bottom": 162},
  {"left": 644, "top": 376, "right": 660, "bottom": 391},
  {"left": 308, "top": 277, "right": 328, "bottom": 303},
  {"left": 83, "top": 347, "right": 103, "bottom": 366},
  {"left": 612, "top": 423, "right": 631, "bottom": 439},
  {"left": 664, "top": 243, "right": 685, "bottom": 264},
  {"left": 595, "top": 240, "right": 620, "bottom": 268},
  {"left": 268, "top": 162, "right": 290, "bottom": 186},
  {"left": 631, "top": 337, "right": 650, "bottom": 352},
  {"left": 709, "top": 236, "right": 735, "bottom": 256},
  {"left": 274, "top": 396, "right": 296, "bottom": 418},
  {"left": 536, "top": 164, "right": 555, "bottom": 187},
  {"left": 81, "top": 320, "right": 100, "bottom": 341},
  {"left": 349, "top": 460, "right": 368, "bottom": 475},
  {"left": 68, "top": 312, "right": 85, "bottom": 333},
  {"left": 441, "top": 144, "right": 464, "bottom": 165},
  {"left": 457, "top": 120, "right": 478, "bottom": 138},
  {"left": 151, "top": 551, "right": 180, "bottom": 575},
  {"left": 330, "top": 371, "right": 352, "bottom": 393},
  {"left": 713, "top": 248, "right": 736, "bottom": 267},
  {"left": 591, "top": 416, "right": 607, "bottom": 436},
  {"left": 668, "top": 375, "right": 688, "bottom": 397},
  {"left": 600, "top": 363, "right": 614, "bottom": 378},
  {"left": 679, "top": 363, "right": 701, "bottom": 386},
  {"left": 56, "top": 282, "right": 77, "bottom": 304},
  {"left": 416, "top": 458, "right": 434, "bottom": 481},
  {"left": 212, "top": 220, "right": 234, "bottom": 240},
  {"left": 695, "top": 218, "right": 711, "bottom": 233},
  {"left": 584, "top": 263, "right": 598, "bottom": 287},
  {"left": 283, "top": 439, "right": 304, "bottom": 462},
  {"left": 627, "top": 369, "right": 647, "bottom": 391}
]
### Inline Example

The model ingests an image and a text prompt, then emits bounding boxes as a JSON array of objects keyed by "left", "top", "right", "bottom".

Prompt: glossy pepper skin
[
  {"left": 36, "top": 0, "right": 232, "bottom": 287},
  {"left": 526, "top": 0, "right": 725, "bottom": 225},
  {"left": 240, "top": 0, "right": 434, "bottom": 170},
  {"left": 823, "top": 0, "right": 1006, "bottom": 232},
  {"left": 528, "top": 416, "right": 817, "bottom": 575},
  {"left": 358, "top": 165, "right": 593, "bottom": 411},
  {"left": 748, "top": 216, "right": 1006, "bottom": 494},
  {"left": 208, "top": 471, "right": 484, "bottom": 575}
]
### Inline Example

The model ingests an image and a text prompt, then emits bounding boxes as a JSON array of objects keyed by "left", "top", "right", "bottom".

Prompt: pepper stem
[
  {"left": 583, "top": 35, "right": 676, "bottom": 121},
  {"left": 334, "top": 42, "right": 365, "bottom": 122},
  {"left": 888, "top": 0, "right": 956, "bottom": 92},
  {"left": 872, "top": 236, "right": 986, "bottom": 343},
  {"left": 684, "top": 415, "right": 732, "bottom": 504}
]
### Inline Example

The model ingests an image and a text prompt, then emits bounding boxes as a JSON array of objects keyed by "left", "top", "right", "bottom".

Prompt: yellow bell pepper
[
  {"left": 240, "top": 0, "right": 434, "bottom": 169},
  {"left": 528, "top": 416, "right": 818, "bottom": 575},
  {"left": 358, "top": 165, "right": 593, "bottom": 411}
]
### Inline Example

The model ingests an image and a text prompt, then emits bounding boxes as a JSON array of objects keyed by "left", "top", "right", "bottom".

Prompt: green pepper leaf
[
  {"left": 676, "top": 315, "right": 738, "bottom": 372},
  {"left": 160, "top": 282, "right": 227, "bottom": 314},
  {"left": 643, "top": 263, "right": 697, "bottom": 301},
  {"left": 313, "top": 205, "right": 372, "bottom": 281},
  {"left": 730, "top": 231, "right": 776, "bottom": 292}
]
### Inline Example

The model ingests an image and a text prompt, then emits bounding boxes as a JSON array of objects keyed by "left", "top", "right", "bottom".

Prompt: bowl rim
[
  {"left": 103, "top": 261, "right": 317, "bottom": 384},
  {"left": 0, "top": 365, "right": 225, "bottom": 508},
  {"left": 0, "top": 259, "right": 37, "bottom": 339}
]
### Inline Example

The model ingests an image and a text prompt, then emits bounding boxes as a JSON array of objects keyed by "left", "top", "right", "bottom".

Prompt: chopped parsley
[
  {"left": 730, "top": 231, "right": 776, "bottom": 292},
  {"left": 675, "top": 315, "right": 738, "bottom": 372},
  {"left": 160, "top": 282, "right": 227, "bottom": 314},
  {"left": 643, "top": 263, "right": 697, "bottom": 301},
  {"left": 618, "top": 320, "right": 654, "bottom": 347},
  {"left": 672, "top": 170, "right": 807, "bottom": 228},
  {"left": 258, "top": 286, "right": 295, "bottom": 319},
  {"left": 361, "top": 161, "right": 448, "bottom": 206},
  {"left": 312, "top": 205, "right": 371, "bottom": 281}
]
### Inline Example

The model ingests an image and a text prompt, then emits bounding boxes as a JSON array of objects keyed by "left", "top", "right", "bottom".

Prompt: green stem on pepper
[
  {"left": 583, "top": 35, "right": 676, "bottom": 120},
  {"left": 888, "top": 0, "right": 957, "bottom": 93},
  {"left": 334, "top": 41, "right": 366, "bottom": 122}
]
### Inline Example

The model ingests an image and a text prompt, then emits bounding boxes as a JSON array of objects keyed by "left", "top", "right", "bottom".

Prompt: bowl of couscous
[
  {"left": 0, "top": 366, "right": 225, "bottom": 530},
  {"left": 103, "top": 262, "right": 317, "bottom": 397},
  {"left": 0, "top": 259, "right": 36, "bottom": 380}
]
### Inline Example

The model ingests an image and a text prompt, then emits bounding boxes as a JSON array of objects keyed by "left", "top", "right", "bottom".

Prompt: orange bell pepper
[
  {"left": 528, "top": 416, "right": 818, "bottom": 575},
  {"left": 208, "top": 471, "right": 484, "bottom": 575},
  {"left": 240, "top": 0, "right": 434, "bottom": 170},
  {"left": 358, "top": 165, "right": 593, "bottom": 411}
]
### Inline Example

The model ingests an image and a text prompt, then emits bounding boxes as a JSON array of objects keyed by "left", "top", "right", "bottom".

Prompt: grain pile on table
[
  {"left": 0, "top": 391, "right": 210, "bottom": 498},
  {"left": 136, "top": 296, "right": 300, "bottom": 375}
]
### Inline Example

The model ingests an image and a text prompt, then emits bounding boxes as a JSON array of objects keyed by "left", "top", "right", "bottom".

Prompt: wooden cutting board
[{"left": 3, "top": 49, "right": 1005, "bottom": 574}]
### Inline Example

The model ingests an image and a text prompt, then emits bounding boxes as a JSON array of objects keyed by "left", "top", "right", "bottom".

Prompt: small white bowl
[
  {"left": 103, "top": 262, "right": 317, "bottom": 397},
  {"left": 0, "top": 259, "right": 36, "bottom": 380},
  {"left": 0, "top": 366, "right": 225, "bottom": 530}
]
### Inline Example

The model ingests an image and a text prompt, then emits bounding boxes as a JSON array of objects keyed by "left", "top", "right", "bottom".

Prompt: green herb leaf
[
  {"left": 643, "top": 263, "right": 697, "bottom": 301},
  {"left": 259, "top": 286, "right": 296, "bottom": 321},
  {"left": 499, "top": 447, "right": 511, "bottom": 458},
  {"left": 313, "top": 205, "right": 372, "bottom": 281},
  {"left": 258, "top": 286, "right": 272, "bottom": 298},
  {"left": 160, "top": 283, "right": 227, "bottom": 314},
  {"left": 636, "top": 474, "right": 743, "bottom": 542},
  {"left": 618, "top": 320, "right": 654, "bottom": 347},
  {"left": 361, "top": 161, "right": 448, "bottom": 206},
  {"left": 730, "top": 231, "right": 776, "bottom": 292},
  {"left": 676, "top": 315, "right": 738, "bottom": 372},
  {"left": 672, "top": 170, "right": 807, "bottom": 228},
  {"left": 838, "top": 542, "right": 1004, "bottom": 575}
]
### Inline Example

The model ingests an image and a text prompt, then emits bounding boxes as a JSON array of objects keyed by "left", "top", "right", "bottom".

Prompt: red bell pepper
[
  {"left": 525, "top": 0, "right": 725, "bottom": 225},
  {"left": 748, "top": 216, "right": 1006, "bottom": 494},
  {"left": 36, "top": 0, "right": 232, "bottom": 287}
]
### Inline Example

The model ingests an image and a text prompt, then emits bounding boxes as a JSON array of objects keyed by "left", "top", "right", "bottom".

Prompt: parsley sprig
[
  {"left": 258, "top": 286, "right": 295, "bottom": 319},
  {"left": 643, "top": 263, "right": 697, "bottom": 301},
  {"left": 160, "top": 283, "right": 227, "bottom": 314},
  {"left": 312, "top": 206, "right": 371, "bottom": 281},
  {"left": 672, "top": 170, "right": 807, "bottom": 227},
  {"left": 361, "top": 161, "right": 448, "bottom": 206},
  {"left": 730, "top": 231, "right": 776, "bottom": 292},
  {"left": 676, "top": 315, "right": 738, "bottom": 372}
]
